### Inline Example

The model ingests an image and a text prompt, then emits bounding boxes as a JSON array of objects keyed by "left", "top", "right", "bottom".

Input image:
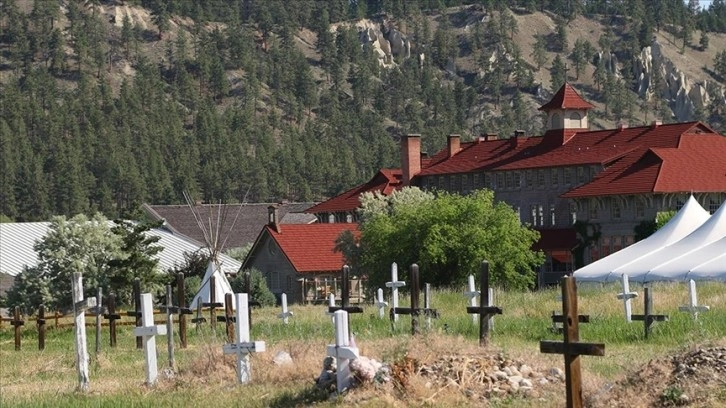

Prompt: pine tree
[
  {"left": 531, "top": 35, "right": 548, "bottom": 70},
  {"left": 550, "top": 54, "right": 567, "bottom": 93}
]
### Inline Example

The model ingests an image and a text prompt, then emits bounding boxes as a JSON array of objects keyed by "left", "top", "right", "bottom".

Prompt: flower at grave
[{"left": 350, "top": 356, "right": 379, "bottom": 383}]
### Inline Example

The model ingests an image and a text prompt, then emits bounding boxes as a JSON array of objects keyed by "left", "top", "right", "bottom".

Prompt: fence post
[{"left": 38, "top": 304, "right": 46, "bottom": 351}]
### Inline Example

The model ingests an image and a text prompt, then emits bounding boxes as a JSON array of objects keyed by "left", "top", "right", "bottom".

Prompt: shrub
[{"left": 230, "top": 268, "right": 276, "bottom": 307}]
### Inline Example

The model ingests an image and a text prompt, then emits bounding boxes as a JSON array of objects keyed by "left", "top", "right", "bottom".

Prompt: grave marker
[
  {"left": 616, "top": 274, "right": 638, "bottom": 322},
  {"left": 678, "top": 279, "right": 710, "bottom": 319},
  {"left": 72, "top": 272, "right": 97, "bottom": 392},
  {"left": 223, "top": 293, "right": 266, "bottom": 384},
  {"left": 277, "top": 293, "right": 293, "bottom": 324},
  {"left": 103, "top": 293, "right": 121, "bottom": 347},
  {"left": 133, "top": 293, "right": 168, "bottom": 386},
  {"left": 327, "top": 266, "right": 363, "bottom": 330},
  {"left": 125, "top": 278, "right": 143, "bottom": 349},
  {"left": 37, "top": 304, "right": 46, "bottom": 351},
  {"left": 202, "top": 275, "right": 223, "bottom": 332},
  {"left": 464, "top": 274, "right": 479, "bottom": 324},
  {"left": 385, "top": 263, "right": 405, "bottom": 322},
  {"left": 375, "top": 288, "right": 388, "bottom": 319},
  {"left": 390, "top": 264, "right": 439, "bottom": 335},
  {"left": 177, "top": 273, "right": 192, "bottom": 348},
  {"left": 465, "top": 261, "right": 503, "bottom": 346},
  {"left": 12, "top": 306, "right": 23, "bottom": 351},
  {"left": 424, "top": 283, "right": 433, "bottom": 330},
  {"left": 325, "top": 293, "right": 336, "bottom": 324},
  {"left": 632, "top": 287, "right": 669, "bottom": 339},
  {"left": 540, "top": 276, "right": 605, "bottom": 408},
  {"left": 325, "top": 310, "right": 360, "bottom": 394},
  {"left": 218, "top": 292, "right": 236, "bottom": 343},
  {"left": 93, "top": 287, "right": 103, "bottom": 354},
  {"left": 165, "top": 285, "right": 176, "bottom": 370}
]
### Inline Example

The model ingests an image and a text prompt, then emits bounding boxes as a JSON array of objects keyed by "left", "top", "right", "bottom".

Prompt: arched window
[
  {"left": 551, "top": 113, "right": 561, "bottom": 129},
  {"left": 569, "top": 112, "right": 582, "bottom": 128}
]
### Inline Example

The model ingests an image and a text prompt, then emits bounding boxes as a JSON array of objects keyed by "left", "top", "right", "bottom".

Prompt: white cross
[
  {"left": 487, "top": 287, "right": 496, "bottom": 330},
  {"left": 223, "top": 293, "right": 266, "bottom": 384},
  {"left": 385, "top": 263, "right": 405, "bottom": 322},
  {"left": 325, "top": 293, "right": 336, "bottom": 324},
  {"left": 325, "top": 310, "right": 359, "bottom": 394},
  {"left": 375, "top": 288, "right": 388, "bottom": 319},
  {"left": 616, "top": 274, "right": 638, "bottom": 322},
  {"left": 424, "top": 283, "right": 432, "bottom": 330},
  {"left": 71, "top": 272, "right": 97, "bottom": 392},
  {"left": 133, "top": 293, "right": 168, "bottom": 386},
  {"left": 678, "top": 279, "right": 710, "bottom": 319},
  {"left": 464, "top": 274, "right": 480, "bottom": 324},
  {"left": 277, "top": 293, "right": 293, "bottom": 324}
]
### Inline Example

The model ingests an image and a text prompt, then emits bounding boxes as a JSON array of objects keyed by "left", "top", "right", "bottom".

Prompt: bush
[{"left": 230, "top": 268, "right": 276, "bottom": 307}]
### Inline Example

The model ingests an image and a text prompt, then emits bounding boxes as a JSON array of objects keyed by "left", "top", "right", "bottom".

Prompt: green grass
[{"left": 1, "top": 282, "right": 725, "bottom": 407}]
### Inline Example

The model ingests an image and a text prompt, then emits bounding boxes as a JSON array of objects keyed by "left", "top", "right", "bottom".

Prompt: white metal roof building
[{"left": 0, "top": 222, "right": 242, "bottom": 285}]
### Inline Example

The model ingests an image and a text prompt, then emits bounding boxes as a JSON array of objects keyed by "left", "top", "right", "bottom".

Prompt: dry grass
[{"left": 1, "top": 282, "right": 725, "bottom": 407}]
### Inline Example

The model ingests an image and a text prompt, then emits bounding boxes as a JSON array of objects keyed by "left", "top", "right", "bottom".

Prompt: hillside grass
[{"left": 1, "top": 281, "right": 725, "bottom": 407}]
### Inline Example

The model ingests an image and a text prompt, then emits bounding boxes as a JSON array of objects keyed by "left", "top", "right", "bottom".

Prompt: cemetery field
[{"left": 1, "top": 281, "right": 726, "bottom": 407}]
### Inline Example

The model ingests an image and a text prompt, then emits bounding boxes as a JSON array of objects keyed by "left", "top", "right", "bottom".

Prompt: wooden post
[
  {"left": 128, "top": 278, "right": 142, "bottom": 350},
  {"left": 166, "top": 285, "right": 176, "bottom": 371},
  {"left": 192, "top": 301, "right": 205, "bottom": 332},
  {"left": 540, "top": 276, "right": 605, "bottom": 408},
  {"left": 224, "top": 292, "right": 235, "bottom": 343},
  {"left": 632, "top": 287, "right": 669, "bottom": 339},
  {"left": 466, "top": 261, "right": 503, "bottom": 346},
  {"left": 54, "top": 310, "right": 60, "bottom": 329},
  {"left": 72, "top": 272, "right": 97, "bottom": 393},
  {"left": 133, "top": 293, "right": 167, "bottom": 386},
  {"left": 12, "top": 306, "right": 24, "bottom": 351},
  {"left": 202, "top": 275, "right": 222, "bottom": 332},
  {"left": 327, "top": 266, "right": 363, "bottom": 332},
  {"left": 222, "top": 294, "right": 266, "bottom": 384},
  {"left": 385, "top": 263, "right": 405, "bottom": 322},
  {"left": 103, "top": 294, "right": 120, "bottom": 347},
  {"left": 37, "top": 304, "right": 46, "bottom": 351},
  {"left": 177, "top": 273, "right": 190, "bottom": 348},
  {"left": 95, "top": 287, "right": 103, "bottom": 354},
  {"left": 390, "top": 264, "right": 439, "bottom": 335}
]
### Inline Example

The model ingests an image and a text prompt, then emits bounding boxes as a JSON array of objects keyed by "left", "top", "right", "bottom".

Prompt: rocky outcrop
[
  {"left": 634, "top": 40, "right": 725, "bottom": 121},
  {"left": 354, "top": 20, "right": 412, "bottom": 67}
]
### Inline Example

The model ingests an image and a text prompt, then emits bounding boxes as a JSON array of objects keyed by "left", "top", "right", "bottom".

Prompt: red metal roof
[
  {"left": 267, "top": 223, "right": 360, "bottom": 273},
  {"left": 538, "top": 83, "right": 594, "bottom": 111},
  {"left": 306, "top": 169, "right": 403, "bottom": 214}
]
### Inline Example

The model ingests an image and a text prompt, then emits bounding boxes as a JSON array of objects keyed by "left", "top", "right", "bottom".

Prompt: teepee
[{"left": 185, "top": 192, "right": 242, "bottom": 311}]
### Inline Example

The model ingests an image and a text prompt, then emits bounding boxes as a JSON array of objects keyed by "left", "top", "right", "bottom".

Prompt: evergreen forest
[{"left": 1, "top": 0, "right": 725, "bottom": 221}]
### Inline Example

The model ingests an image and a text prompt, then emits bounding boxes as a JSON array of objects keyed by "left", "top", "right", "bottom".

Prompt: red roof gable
[
  {"left": 306, "top": 169, "right": 403, "bottom": 214},
  {"left": 267, "top": 223, "right": 359, "bottom": 273},
  {"left": 539, "top": 83, "right": 594, "bottom": 111}
]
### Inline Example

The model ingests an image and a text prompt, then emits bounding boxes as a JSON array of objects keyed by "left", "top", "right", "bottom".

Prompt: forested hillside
[{"left": 1, "top": 0, "right": 725, "bottom": 222}]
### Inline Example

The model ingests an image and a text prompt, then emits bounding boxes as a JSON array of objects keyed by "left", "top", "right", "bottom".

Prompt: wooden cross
[
  {"left": 631, "top": 287, "right": 669, "bottom": 339},
  {"left": 72, "top": 272, "right": 97, "bottom": 392},
  {"left": 375, "top": 288, "right": 388, "bottom": 319},
  {"left": 678, "top": 279, "right": 710, "bottom": 319},
  {"left": 157, "top": 282, "right": 193, "bottom": 350},
  {"left": 103, "top": 293, "right": 121, "bottom": 347},
  {"left": 326, "top": 310, "right": 360, "bottom": 394},
  {"left": 327, "top": 266, "right": 363, "bottom": 330},
  {"left": 133, "top": 293, "right": 168, "bottom": 386},
  {"left": 125, "top": 278, "right": 143, "bottom": 349},
  {"left": 165, "top": 285, "right": 176, "bottom": 370},
  {"left": 37, "top": 304, "right": 46, "bottom": 351},
  {"left": 466, "top": 261, "right": 503, "bottom": 346},
  {"left": 203, "top": 275, "right": 223, "bottom": 332},
  {"left": 277, "top": 293, "right": 293, "bottom": 324},
  {"left": 540, "top": 276, "right": 605, "bottom": 408},
  {"left": 213, "top": 292, "right": 237, "bottom": 343},
  {"left": 223, "top": 293, "right": 266, "bottom": 384},
  {"left": 177, "top": 273, "right": 192, "bottom": 348},
  {"left": 192, "top": 301, "right": 206, "bottom": 331},
  {"left": 390, "top": 264, "right": 439, "bottom": 335},
  {"left": 616, "top": 274, "right": 638, "bottom": 322},
  {"left": 93, "top": 287, "right": 104, "bottom": 354},
  {"left": 11, "top": 306, "right": 24, "bottom": 351}
]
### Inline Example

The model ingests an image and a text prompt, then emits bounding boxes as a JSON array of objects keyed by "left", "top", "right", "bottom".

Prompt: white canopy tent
[
  {"left": 617, "top": 200, "right": 726, "bottom": 282},
  {"left": 573, "top": 195, "right": 711, "bottom": 282},
  {"left": 645, "top": 235, "right": 726, "bottom": 282},
  {"left": 190, "top": 260, "right": 236, "bottom": 310}
]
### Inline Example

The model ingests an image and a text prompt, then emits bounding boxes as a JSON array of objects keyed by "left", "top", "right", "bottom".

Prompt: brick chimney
[
  {"left": 447, "top": 134, "right": 461, "bottom": 158},
  {"left": 267, "top": 205, "right": 281, "bottom": 233},
  {"left": 401, "top": 134, "right": 421, "bottom": 186}
]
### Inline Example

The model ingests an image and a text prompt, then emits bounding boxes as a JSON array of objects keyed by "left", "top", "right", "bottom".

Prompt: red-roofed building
[
  {"left": 308, "top": 83, "right": 726, "bottom": 284},
  {"left": 241, "top": 205, "right": 361, "bottom": 303}
]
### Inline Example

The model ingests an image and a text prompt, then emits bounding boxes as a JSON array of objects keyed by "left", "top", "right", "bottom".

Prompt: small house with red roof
[
  {"left": 307, "top": 83, "right": 726, "bottom": 284},
  {"left": 241, "top": 205, "right": 360, "bottom": 303}
]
